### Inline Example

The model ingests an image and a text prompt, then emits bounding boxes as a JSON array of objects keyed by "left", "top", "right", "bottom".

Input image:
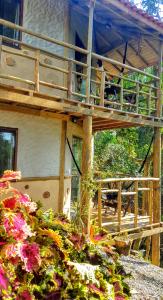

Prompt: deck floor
[{"left": 92, "top": 207, "right": 150, "bottom": 232}]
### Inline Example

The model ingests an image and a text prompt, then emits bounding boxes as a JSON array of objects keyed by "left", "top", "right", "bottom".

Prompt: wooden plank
[
  {"left": 0, "top": 74, "right": 35, "bottom": 85},
  {"left": 40, "top": 62, "right": 68, "bottom": 74},
  {"left": 0, "top": 103, "right": 70, "bottom": 120},
  {"left": 128, "top": 227, "right": 163, "bottom": 241},
  {"left": 96, "top": 177, "right": 159, "bottom": 183},
  {"left": 39, "top": 81, "right": 68, "bottom": 91},
  {"left": 58, "top": 121, "right": 67, "bottom": 212}
]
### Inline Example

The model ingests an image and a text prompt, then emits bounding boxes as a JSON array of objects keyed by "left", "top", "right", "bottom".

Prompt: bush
[{"left": 0, "top": 171, "right": 130, "bottom": 299}]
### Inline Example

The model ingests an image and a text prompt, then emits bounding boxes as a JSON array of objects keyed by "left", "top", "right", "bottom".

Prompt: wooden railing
[
  {"left": 91, "top": 53, "right": 161, "bottom": 118},
  {"left": 0, "top": 18, "right": 162, "bottom": 119},
  {"left": 95, "top": 177, "right": 160, "bottom": 233}
]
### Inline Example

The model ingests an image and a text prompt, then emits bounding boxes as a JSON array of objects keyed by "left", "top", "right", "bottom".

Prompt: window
[
  {"left": 71, "top": 136, "right": 82, "bottom": 205},
  {"left": 0, "top": 127, "right": 17, "bottom": 176},
  {"left": 0, "top": 0, "right": 23, "bottom": 42}
]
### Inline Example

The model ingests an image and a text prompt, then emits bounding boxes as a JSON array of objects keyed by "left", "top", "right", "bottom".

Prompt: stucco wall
[
  {"left": 0, "top": 111, "right": 61, "bottom": 177},
  {"left": 23, "top": 0, "right": 67, "bottom": 55},
  {"left": 0, "top": 110, "right": 83, "bottom": 213}
]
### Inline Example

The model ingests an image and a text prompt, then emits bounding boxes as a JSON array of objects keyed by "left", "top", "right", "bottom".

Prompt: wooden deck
[
  {"left": 0, "top": 18, "right": 162, "bottom": 129},
  {"left": 92, "top": 207, "right": 150, "bottom": 233},
  {"left": 93, "top": 177, "right": 163, "bottom": 242}
]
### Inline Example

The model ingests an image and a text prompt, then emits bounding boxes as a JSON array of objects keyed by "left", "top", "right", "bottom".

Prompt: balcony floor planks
[{"left": 0, "top": 84, "right": 163, "bottom": 129}]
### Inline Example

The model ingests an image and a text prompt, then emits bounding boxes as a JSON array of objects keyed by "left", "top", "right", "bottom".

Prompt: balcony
[
  {"left": 0, "top": 18, "right": 162, "bottom": 129},
  {"left": 93, "top": 177, "right": 163, "bottom": 240}
]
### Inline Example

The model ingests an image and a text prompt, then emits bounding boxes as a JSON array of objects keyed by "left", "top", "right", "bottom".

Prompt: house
[{"left": 0, "top": 0, "right": 163, "bottom": 265}]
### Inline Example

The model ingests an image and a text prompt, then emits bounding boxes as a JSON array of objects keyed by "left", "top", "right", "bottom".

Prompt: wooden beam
[
  {"left": 0, "top": 86, "right": 163, "bottom": 128},
  {"left": 86, "top": 0, "right": 95, "bottom": 103},
  {"left": 81, "top": 116, "right": 93, "bottom": 233},
  {"left": 58, "top": 121, "right": 67, "bottom": 212},
  {"left": 151, "top": 43, "right": 162, "bottom": 266},
  {"left": 128, "top": 43, "right": 149, "bottom": 66},
  {"left": 144, "top": 39, "right": 159, "bottom": 56},
  {"left": 99, "top": 0, "right": 163, "bottom": 38},
  {"left": 0, "top": 103, "right": 70, "bottom": 121}
]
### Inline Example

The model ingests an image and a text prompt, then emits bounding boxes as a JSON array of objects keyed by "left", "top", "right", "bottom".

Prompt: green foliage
[
  {"left": 94, "top": 127, "right": 153, "bottom": 177},
  {"left": 0, "top": 170, "right": 131, "bottom": 300},
  {"left": 141, "top": 0, "right": 162, "bottom": 18}
]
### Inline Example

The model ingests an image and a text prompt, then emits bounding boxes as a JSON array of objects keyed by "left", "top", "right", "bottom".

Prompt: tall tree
[{"left": 142, "top": 0, "right": 162, "bottom": 19}]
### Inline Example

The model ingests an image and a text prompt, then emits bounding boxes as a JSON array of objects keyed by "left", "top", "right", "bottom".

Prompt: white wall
[
  {"left": 23, "top": 0, "right": 67, "bottom": 55},
  {"left": 0, "top": 111, "right": 61, "bottom": 177}
]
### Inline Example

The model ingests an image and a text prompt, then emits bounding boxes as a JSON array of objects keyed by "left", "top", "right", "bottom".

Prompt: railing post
[
  {"left": 100, "top": 71, "right": 105, "bottom": 106},
  {"left": 136, "top": 82, "right": 139, "bottom": 114},
  {"left": 98, "top": 183, "right": 102, "bottom": 228},
  {"left": 134, "top": 181, "right": 138, "bottom": 228},
  {"left": 149, "top": 181, "right": 153, "bottom": 225},
  {"left": 86, "top": 0, "right": 95, "bottom": 103},
  {"left": 0, "top": 36, "right": 2, "bottom": 71},
  {"left": 34, "top": 49, "right": 40, "bottom": 92},
  {"left": 120, "top": 77, "right": 123, "bottom": 110},
  {"left": 156, "top": 42, "right": 163, "bottom": 118},
  {"left": 67, "top": 60, "right": 73, "bottom": 99},
  {"left": 148, "top": 85, "right": 152, "bottom": 116},
  {"left": 117, "top": 181, "right": 122, "bottom": 232}
]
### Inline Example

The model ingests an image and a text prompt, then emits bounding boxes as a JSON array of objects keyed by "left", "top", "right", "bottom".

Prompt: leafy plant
[{"left": 0, "top": 170, "right": 130, "bottom": 300}]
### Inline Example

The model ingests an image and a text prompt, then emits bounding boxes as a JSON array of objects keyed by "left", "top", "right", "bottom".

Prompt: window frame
[
  {"left": 0, "top": 0, "right": 24, "bottom": 47},
  {"left": 0, "top": 127, "right": 18, "bottom": 173}
]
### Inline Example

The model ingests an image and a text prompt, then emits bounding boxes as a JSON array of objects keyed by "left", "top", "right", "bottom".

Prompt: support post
[
  {"left": 86, "top": 0, "right": 95, "bottom": 103},
  {"left": 35, "top": 50, "right": 40, "bottom": 92},
  {"left": 151, "top": 42, "right": 162, "bottom": 266},
  {"left": 98, "top": 183, "right": 102, "bottom": 228},
  {"left": 58, "top": 121, "right": 67, "bottom": 213},
  {"left": 81, "top": 116, "right": 93, "bottom": 234}
]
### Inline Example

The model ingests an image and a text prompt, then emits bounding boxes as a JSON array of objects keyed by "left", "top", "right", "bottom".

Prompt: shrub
[{"left": 0, "top": 171, "right": 130, "bottom": 299}]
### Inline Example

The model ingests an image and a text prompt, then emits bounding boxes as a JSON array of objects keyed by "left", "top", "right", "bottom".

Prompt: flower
[
  {"left": 0, "top": 264, "right": 8, "bottom": 290},
  {"left": 0, "top": 170, "right": 21, "bottom": 182},
  {"left": 18, "top": 194, "right": 37, "bottom": 213},
  {"left": 3, "top": 213, "right": 34, "bottom": 241},
  {"left": 16, "top": 290, "right": 33, "bottom": 300},
  {"left": 3, "top": 197, "right": 17, "bottom": 210},
  {"left": 18, "top": 242, "right": 41, "bottom": 272},
  {"left": 0, "top": 181, "right": 9, "bottom": 190}
]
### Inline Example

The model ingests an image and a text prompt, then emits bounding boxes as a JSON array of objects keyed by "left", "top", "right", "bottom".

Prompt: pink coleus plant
[
  {"left": 3, "top": 212, "right": 34, "bottom": 241},
  {"left": 17, "top": 242, "right": 41, "bottom": 272}
]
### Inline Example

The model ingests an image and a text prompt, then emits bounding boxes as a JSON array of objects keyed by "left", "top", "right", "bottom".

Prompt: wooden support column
[
  {"left": 152, "top": 42, "right": 163, "bottom": 266},
  {"left": 58, "top": 121, "right": 67, "bottom": 213},
  {"left": 81, "top": 116, "right": 93, "bottom": 233},
  {"left": 86, "top": 0, "right": 95, "bottom": 103}
]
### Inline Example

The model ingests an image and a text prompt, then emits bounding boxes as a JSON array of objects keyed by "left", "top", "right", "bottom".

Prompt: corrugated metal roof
[{"left": 117, "top": 0, "right": 163, "bottom": 29}]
